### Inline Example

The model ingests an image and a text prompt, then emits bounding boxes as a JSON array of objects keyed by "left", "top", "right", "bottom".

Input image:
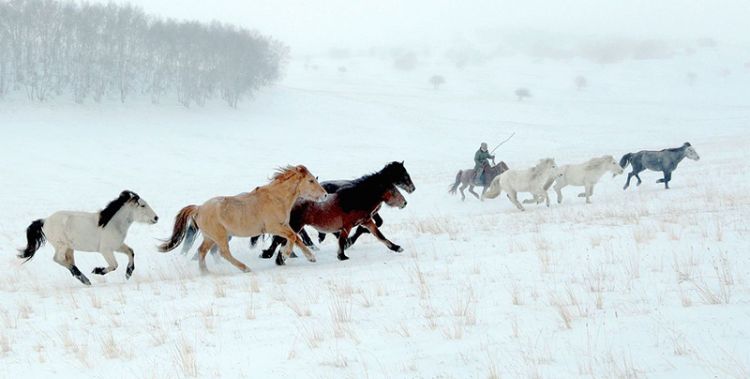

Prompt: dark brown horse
[
  {"left": 262, "top": 162, "right": 413, "bottom": 263},
  {"left": 449, "top": 161, "right": 509, "bottom": 200}
]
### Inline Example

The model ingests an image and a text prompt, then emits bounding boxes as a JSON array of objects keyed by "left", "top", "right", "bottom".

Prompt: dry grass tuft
[{"left": 174, "top": 339, "right": 198, "bottom": 377}]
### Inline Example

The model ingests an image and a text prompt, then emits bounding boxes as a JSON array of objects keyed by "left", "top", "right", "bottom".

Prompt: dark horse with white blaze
[
  {"left": 449, "top": 161, "right": 510, "bottom": 200},
  {"left": 620, "top": 142, "right": 700, "bottom": 190},
  {"left": 261, "top": 161, "right": 415, "bottom": 263}
]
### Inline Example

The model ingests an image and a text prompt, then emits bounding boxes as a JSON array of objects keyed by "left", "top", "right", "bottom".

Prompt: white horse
[
  {"left": 481, "top": 158, "right": 562, "bottom": 211},
  {"left": 525, "top": 155, "right": 624, "bottom": 204},
  {"left": 18, "top": 190, "right": 158, "bottom": 285}
]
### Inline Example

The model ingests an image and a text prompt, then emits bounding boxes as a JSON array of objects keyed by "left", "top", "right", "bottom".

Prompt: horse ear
[{"left": 400, "top": 161, "right": 404, "bottom": 165}]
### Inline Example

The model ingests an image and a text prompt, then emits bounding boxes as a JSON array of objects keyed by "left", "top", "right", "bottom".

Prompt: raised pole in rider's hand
[{"left": 491, "top": 132, "right": 516, "bottom": 154}]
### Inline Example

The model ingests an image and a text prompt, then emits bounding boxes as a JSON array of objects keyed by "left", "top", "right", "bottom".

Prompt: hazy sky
[{"left": 104, "top": 0, "right": 750, "bottom": 53}]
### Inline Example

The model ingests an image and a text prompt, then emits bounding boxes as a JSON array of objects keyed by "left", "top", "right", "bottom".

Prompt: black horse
[
  {"left": 620, "top": 142, "right": 700, "bottom": 190},
  {"left": 260, "top": 161, "right": 415, "bottom": 262}
]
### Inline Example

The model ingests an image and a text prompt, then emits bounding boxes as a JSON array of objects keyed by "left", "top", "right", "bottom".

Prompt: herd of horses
[{"left": 18, "top": 144, "right": 699, "bottom": 285}]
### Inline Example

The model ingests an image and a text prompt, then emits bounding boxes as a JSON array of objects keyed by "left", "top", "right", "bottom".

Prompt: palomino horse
[
  {"left": 261, "top": 162, "right": 414, "bottom": 262},
  {"left": 524, "top": 155, "right": 623, "bottom": 204},
  {"left": 158, "top": 165, "right": 326, "bottom": 272},
  {"left": 181, "top": 162, "right": 415, "bottom": 257},
  {"left": 449, "top": 161, "right": 510, "bottom": 200},
  {"left": 18, "top": 190, "right": 159, "bottom": 285},
  {"left": 621, "top": 142, "right": 700, "bottom": 190},
  {"left": 482, "top": 158, "right": 562, "bottom": 211}
]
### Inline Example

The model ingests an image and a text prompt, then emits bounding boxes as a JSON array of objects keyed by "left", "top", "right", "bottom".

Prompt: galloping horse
[
  {"left": 158, "top": 165, "right": 326, "bottom": 272},
  {"left": 312, "top": 171, "right": 415, "bottom": 249},
  {"left": 449, "top": 161, "right": 510, "bottom": 200},
  {"left": 261, "top": 162, "right": 414, "bottom": 262},
  {"left": 482, "top": 158, "right": 561, "bottom": 211},
  {"left": 18, "top": 190, "right": 159, "bottom": 285},
  {"left": 620, "top": 142, "right": 700, "bottom": 190},
  {"left": 524, "top": 155, "right": 623, "bottom": 204}
]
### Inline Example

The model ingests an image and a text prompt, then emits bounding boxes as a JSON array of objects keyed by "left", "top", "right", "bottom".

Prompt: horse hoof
[
  {"left": 310, "top": 246, "right": 319, "bottom": 251},
  {"left": 307, "top": 256, "right": 317, "bottom": 263},
  {"left": 337, "top": 254, "right": 349, "bottom": 261},
  {"left": 125, "top": 266, "right": 134, "bottom": 279},
  {"left": 260, "top": 251, "right": 274, "bottom": 259},
  {"left": 394, "top": 246, "right": 404, "bottom": 253},
  {"left": 290, "top": 252, "right": 299, "bottom": 258},
  {"left": 92, "top": 267, "right": 107, "bottom": 275},
  {"left": 276, "top": 257, "right": 286, "bottom": 266}
]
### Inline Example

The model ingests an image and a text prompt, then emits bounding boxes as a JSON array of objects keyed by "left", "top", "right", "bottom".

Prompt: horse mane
[
  {"left": 662, "top": 142, "right": 692, "bottom": 153},
  {"left": 99, "top": 190, "right": 140, "bottom": 227},
  {"left": 529, "top": 158, "right": 554, "bottom": 180},
  {"left": 336, "top": 163, "right": 401, "bottom": 212},
  {"left": 584, "top": 156, "right": 612, "bottom": 171},
  {"left": 270, "top": 165, "right": 308, "bottom": 183}
]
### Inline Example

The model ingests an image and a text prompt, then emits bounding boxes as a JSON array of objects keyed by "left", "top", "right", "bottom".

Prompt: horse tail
[
  {"left": 158, "top": 205, "right": 198, "bottom": 253},
  {"left": 18, "top": 219, "right": 46, "bottom": 262},
  {"left": 448, "top": 171, "right": 462, "bottom": 194},
  {"left": 179, "top": 220, "right": 200, "bottom": 255},
  {"left": 482, "top": 177, "right": 502, "bottom": 200},
  {"left": 619, "top": 153, "right": 633, "bottom": 169}
]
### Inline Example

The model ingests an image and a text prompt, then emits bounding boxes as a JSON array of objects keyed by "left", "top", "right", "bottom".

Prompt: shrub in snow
[
  {"left": 429, "top": 75, "right": 446, "bottom": 89},
  {"left": 515, "top": 87, "right": 532, "bottom": 101}
]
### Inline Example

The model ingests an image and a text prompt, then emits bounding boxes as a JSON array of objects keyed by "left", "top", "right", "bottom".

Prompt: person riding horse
[{"left": 473, "top": 142, "right": 495, "bottom": 185}]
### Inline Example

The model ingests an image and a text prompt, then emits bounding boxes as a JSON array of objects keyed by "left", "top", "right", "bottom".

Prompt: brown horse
[
  {"left": 263, "top": 184, "right": 406, "bottom": 263},
  {"left": 158, "top": 165, "right": 327, "bottom": 272},
  {"left": 449, "top": 161, "right": 510, "bottom": 200},
  {"left": 262, "top": 162, "right": 414, "bottom": 262}
]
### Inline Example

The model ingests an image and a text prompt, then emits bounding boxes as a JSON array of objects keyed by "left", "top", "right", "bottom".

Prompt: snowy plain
[{"left": 0, "top": 48, "right": 749, "bottom": 378}]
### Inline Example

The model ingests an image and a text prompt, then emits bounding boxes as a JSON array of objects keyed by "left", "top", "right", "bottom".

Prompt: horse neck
[
  {"left": 267, "top": 176, "right": 304, "bottom": 211},
  {"left": 107, "top": 206, "right": 135, "bottom": 233}
]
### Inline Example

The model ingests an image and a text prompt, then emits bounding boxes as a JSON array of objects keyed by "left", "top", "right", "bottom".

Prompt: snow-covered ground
[{"left": 1, "top": 50, "right": 749, "bottom": 378}]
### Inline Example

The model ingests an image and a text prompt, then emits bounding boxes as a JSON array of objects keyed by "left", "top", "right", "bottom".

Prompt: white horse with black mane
[
  {"left": 18, "top": 190, "right": 158, "bottom": 285},
  {"left": 482, "top": 158, "right": 562, "bottom": 211},
  {"left": 524, "top": 155, "right": 624, "bottom": 205}
]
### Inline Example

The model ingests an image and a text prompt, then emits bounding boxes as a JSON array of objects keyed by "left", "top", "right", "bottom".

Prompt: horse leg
[
  {"left": 92, "top": 250, "right": 118, "bottom": 276},
  {"left": 459, "top": 183, "right": 467, "bottom": 201},
  {"left": 115, "top": 243, "right": 135, "bottom": 279},
  {"left": 373, "top": 213, "right": 383, "bottom": 227},
  {"left": 297, "top": 228, "right": 317, "bottom": 251},
  {"left": 197, "top": 238, "right": 215, "bottom": 274},
  {"left": 362, "top": 219, "right": 403, "bottom": 252},
  {"left": 54, "top": 247, "right": 90, "bottom": 286},
  {"left": 663, "top": 171, "right": 672, "bottom": 189},
  {"left": 261, "top": 236, "right": 284, "bottom": 259},
  {"left": 555, "top": 182, "right": 564, "bottom": 204},
  {"left": 581, "top": 184, "right": 594, "bottom": 203},
  {"left": 347, "top": 226, "right": 368, "bottom": 248},
  {"left": 468, "top": 185, "right": 480, "bottom": 200},
  {"left": 215, "top": 237, "right": 251, "bottom": 273},
  {"left": 318, "top": 232, "right": 327, "bottom": 243},
  {"left": 336, "top": 229, "right": 351, "bottom": 261},
  {"left": 507, "top": 190, "right": 525, "bottom": 211},
  {"left": 274, "top": 226, "right": 317, "bottom": 265},
  {"left": 633, "top": 167, "right": 643, "bottom": 186},
  {"left": 624, "top": 172, "right": 634, "bottom": 189}
]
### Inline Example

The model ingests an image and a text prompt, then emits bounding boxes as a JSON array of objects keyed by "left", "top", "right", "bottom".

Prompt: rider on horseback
[{"left": 473, "top": 142, "right": 495, "bottom": 184}]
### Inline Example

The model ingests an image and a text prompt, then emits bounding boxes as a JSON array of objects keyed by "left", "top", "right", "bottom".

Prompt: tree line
[{"left": 0, "top": 0, "right": 288, "bottom": 107}]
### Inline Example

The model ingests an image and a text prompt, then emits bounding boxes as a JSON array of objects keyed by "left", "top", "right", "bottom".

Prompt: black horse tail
[
  {"left": 619, "top": 153, "right": 633, "bottom": 169},
  {"left": 18, "top": 219, "right": 46, "bottom": 262},
  {"left": 448, "top": 171, "right": 462, "bottom": 194}
]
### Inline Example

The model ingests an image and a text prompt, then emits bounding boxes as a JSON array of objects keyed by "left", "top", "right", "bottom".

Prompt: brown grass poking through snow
[{"left": 174, "top": 339, "right": 198, "bottom": 378}]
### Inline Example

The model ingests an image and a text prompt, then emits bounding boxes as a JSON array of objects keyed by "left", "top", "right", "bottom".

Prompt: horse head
[
  {"left": 684, "top": 144, "right": 700, "bottom": 161},
  {"left": 383, "top": 185, "right": 407, "bottom": 209},
  {"left": 294, "top": 165, "right": 327, "bottom": 201},
  {"left": 382, "top": 161, "right": 416, "bottom": 193}
]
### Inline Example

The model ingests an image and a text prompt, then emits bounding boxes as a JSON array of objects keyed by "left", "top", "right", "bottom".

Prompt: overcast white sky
[{"left": 104, "top": 0, "right": 750, "bottom": 53}]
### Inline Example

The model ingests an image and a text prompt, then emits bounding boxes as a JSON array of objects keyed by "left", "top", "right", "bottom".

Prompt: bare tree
[
  {"left": 0, "top": 0, "right": 288, "bottom": 107},
  {"left": 574, "top": 75, "right": 587, "bottom": 91}
]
